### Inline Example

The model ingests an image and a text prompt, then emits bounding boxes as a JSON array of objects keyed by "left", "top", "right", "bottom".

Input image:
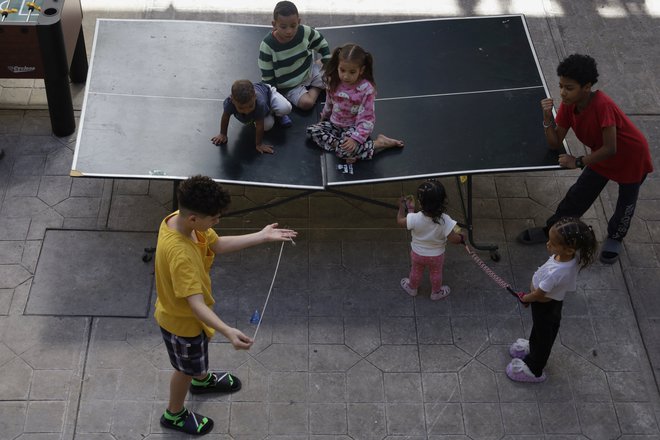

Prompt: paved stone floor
[{"left": 1, "top": 1, "right": 659, "bottom": 439}]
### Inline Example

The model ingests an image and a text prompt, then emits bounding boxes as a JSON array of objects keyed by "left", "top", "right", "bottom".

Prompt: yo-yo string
[{"left": 252, "top": 240, "right": 287, "bottom": 341}]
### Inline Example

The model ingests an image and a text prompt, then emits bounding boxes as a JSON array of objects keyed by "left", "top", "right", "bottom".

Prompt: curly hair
[
  {"left": 323, "top": 43, "right": 375, "bottom": 93},
  {"left": 417, "top": 179, "right": 448, "bottom": 225},
  {"left": 273, "top": 1, "right": 298, "bottom": 19},
  {"left": 231, "top": 80, "right": 256, "bottom": 105},
  {"left": 177, "top": 175, "right": 231, "bottom": 217},
  {"left": 552, "top": 217, "right": 597, "bottom": 270},
  {"left": 557, "top": 54, "right": 599, "bottom": 86}
]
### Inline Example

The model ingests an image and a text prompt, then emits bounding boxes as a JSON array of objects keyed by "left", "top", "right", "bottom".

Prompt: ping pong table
[{"left": 71, "top": 16, "right": 565, "bottom": 260}]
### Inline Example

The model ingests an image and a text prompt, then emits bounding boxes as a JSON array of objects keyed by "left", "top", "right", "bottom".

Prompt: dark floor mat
[{"left": 26, "top": 229, "right": 156, "bottom": 317}]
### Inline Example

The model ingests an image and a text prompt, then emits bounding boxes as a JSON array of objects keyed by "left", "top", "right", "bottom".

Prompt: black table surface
[{"left": 72, "top": 16, "right": 562, "bottom": 188}]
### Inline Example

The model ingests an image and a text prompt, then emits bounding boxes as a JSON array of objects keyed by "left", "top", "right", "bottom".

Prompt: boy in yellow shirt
[{"left": 155, "top": 175, "right": 297, "bottom": 435}]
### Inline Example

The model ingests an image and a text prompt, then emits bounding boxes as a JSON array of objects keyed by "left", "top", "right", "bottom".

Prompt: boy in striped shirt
[{"left": 258, "top": 1, "right": 330, "bottom": 111}]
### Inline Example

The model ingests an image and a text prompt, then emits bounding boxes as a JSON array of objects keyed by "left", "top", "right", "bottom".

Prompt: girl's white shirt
[{"left": 407, "top": 212, "right": 457, "bottom": 257}]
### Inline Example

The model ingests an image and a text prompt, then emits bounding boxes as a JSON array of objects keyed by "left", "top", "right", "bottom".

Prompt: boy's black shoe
[
  {"left": 190, "top": 372, "right": 242, "bottom": 394},
  {"left": 160, "top": 407, "right": 214, "bottom": 436}
]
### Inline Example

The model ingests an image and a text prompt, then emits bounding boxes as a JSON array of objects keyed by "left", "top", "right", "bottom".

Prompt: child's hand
[
  {"left": 211, "top": 133, "right": 228, "bottom": 145},
  {"left": 260, "top": 223, "right": 298, "bottom": 242},
  {"left": 340, "top": 137, "right": 358, "bottom": 154},
  {"left": 399, "top": 195, "right": 414, "bottom": 212},
  {"left": 226, "top": 327, "right": 253, "bottom": 350},
  {"left": 540, "top": 98, "right": 554, "bottom": 119},
  {"left": 256, "top": 144, "right": 274, "bottom": 154}
]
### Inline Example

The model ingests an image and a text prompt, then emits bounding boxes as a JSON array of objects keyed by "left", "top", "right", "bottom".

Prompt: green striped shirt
[{"left": 258, "top": 24, "right": 330, "bottom": 92}]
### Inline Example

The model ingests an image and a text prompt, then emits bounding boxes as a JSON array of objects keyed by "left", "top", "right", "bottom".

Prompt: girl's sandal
[
  {"left": 160, "top": 408, "right": 214, "bottom": 436},
  {"left": 430, "top": 285, "right": 451, "bottom": 301}
]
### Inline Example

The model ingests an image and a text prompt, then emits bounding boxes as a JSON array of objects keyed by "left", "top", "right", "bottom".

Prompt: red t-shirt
[{"left": 555, "top": 91, "right": 653, "bottom": 183}]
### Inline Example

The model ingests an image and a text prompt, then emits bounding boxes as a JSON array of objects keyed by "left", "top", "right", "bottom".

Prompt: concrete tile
[
  {"left": 310, "top": 344, "right": 360, "bottom": 372},
  {"left": 0, "top": 218, "right": 30, "bottom": 240},
  {"left": 346, "top": 360, "right": 384, "bottom": 403},
  {"left": 1, "top": 196, "right": 49, "bottom": 218},
  {"left": 415, "top": 316, "right": 451, "bottom": 345},
  {"left": 575, "top": 402, "right": 620, "bottom": 440},
  {"left": 269, "top": 371, "right": 307, "bottom": 402},
  {"left": 615, "top": 402, "right": 659, "bottom": 434},
  {"left": 380, "top": 317, "right": 417, "bottom": 344},
  {"left": 256, "top": 344, "right": 308, "bottom": 372},
  {"left": 26, "top": 208, "right": 64, "bottom": 240},
  {"left": 7, "top": 175, "right": 41, "bottom": 197},
  {"left": 384, "top": 372, "right": 422, "bottom": 403},
  {"left": 419, "top": 345, "right": 470, "bottom": 372},
  {"left": 539, "top": 401, "right": 580, "bottom": 434},
  {"left": 25, "top": 401, "right": 65, "bottom": 433},
  {"left": 501, "top": 402, "right": 542, "bottom": 435},
  {"left": 343, "top": 316, "right": 381, "bottom": 356},
  {"left": 0, "top": 356, "right": 32, "bottom": 400},
  {"left": 309, "top": 403, "right": 347, "bottom": 435},
  {"left": 425, "top": 402, "right": 464, "bottom": 435},
  {"left": 385, "top": 403, "right": 425, "bottom": 436},
  {"left": 607, "top": 371, "right": 650, "bottom": 402},
  {"left": 29, "top": 370, "right": 73, "bottom": 400},
  {"left": 308, "top": 372, "right": 345, "bottom": 403},
  {"left": 0, "top": 401, "right": 28, "bottom": 440},
  {"left": 309, "top": 316, "right": 344, "bottom": 344},
  {"left": 0, "top": 289, "right": 12, "bottom": 315},
  {"left": 369, "top": 345, "right": 420, "bottom": 372},
  {"left": 487, "top": 314, "right": 525, "bottom": 345},
  {"left": 269, "top": 402, "right": 308, "bottom": 435},
  {"left": 462, "top": 402, "right": 503, "bottom": 438},
  {"left": 451, "top": 316, "right": 489, "bottom": 356},
  {"left": 0, "top": 241, "right": 24, "bottom": 264},
  {"left": 229, "top": 402, "right": 268, "bottom": 436},
  {"left": 37, "top": 176, "right": 71, "bottom": 206},
  {"left": 110, "top": 400, "right": 151, "bottom": 439},
  {"left": 347, "top": 403, "right": 386, "bottom": 439},
  {"left": 459, "top": 361, "right": 498, "bottom": 402},
  {"left": 0, "top": 264, "right": 31, "bottom": 289},
  {"left": 422, "top": 373, "right": 461, "bottom": 403}
]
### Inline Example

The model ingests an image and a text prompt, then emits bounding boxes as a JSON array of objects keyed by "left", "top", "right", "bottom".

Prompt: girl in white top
[
  {"left": 397, "top": 180, "right": 464, "bottom": 300},
  {"left": 507, "top": 217, "right": 597, "bottom": 382}
]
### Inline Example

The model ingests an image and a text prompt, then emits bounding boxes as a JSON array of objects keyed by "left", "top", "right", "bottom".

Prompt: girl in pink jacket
[{"left": 306, "top": 43, "right": 403, "bottom": 163}]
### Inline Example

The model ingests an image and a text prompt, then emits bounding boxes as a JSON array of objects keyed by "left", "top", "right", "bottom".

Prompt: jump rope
[
  {"left": 460, "top": 238, "right": 527, "bottom": 306},
  {"left": 403, "top": 194, "right": 527, "bottom": 305}
]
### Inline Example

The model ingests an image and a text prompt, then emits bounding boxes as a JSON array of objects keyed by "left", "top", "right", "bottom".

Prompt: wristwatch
[{"left": 575, "top": 156, "right": 585, "bottom": 169}]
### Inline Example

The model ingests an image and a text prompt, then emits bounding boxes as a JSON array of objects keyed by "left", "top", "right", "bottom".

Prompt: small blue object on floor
[{"left": 250, "top": 309, "right": 261, "bottom": 324}]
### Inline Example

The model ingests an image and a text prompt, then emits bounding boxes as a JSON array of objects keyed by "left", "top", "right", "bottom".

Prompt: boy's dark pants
[
  {"left": 545, "top": 167, "right": 644, "bottom": 241},
  {"left": 524, "top": 300, "right": 563, "bottom": 377}
]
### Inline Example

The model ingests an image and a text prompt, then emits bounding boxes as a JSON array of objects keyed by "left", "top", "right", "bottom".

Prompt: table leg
[{"left": 37, "top": 21, "right": 75, "bottom": 136}]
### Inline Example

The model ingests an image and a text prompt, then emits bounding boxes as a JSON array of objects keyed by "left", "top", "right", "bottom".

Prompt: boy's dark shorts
[{"left": 160, "top": 327, "right": 209, "bottom": 376}]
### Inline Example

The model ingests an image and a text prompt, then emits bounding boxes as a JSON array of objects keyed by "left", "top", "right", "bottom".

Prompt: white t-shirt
[
  {"left": 406, "top": 212, "right": 457, "bottom": 257},
  {"left": 532, "top": 255, "right": 579, "bottom": 301}
]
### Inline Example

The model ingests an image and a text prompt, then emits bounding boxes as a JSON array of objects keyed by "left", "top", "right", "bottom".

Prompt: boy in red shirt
[{"left": 518, "top": 54, "right": 653, "bottom": 264}]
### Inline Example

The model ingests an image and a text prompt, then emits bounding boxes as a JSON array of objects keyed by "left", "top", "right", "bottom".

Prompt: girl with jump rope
[
  {"left": 397, "top": 180, "right": 465, "bottom": 300},
  {"left": 306, "top": 43, "right": 404, "bottom": 164},
  {"left": 508, "top": 217, "right": 597, "bottom": 382}
]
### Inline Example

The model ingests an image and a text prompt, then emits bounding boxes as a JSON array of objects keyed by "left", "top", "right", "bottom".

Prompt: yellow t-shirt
[{"left": 154, "top": 211, "right": 219, "bottom": 338}]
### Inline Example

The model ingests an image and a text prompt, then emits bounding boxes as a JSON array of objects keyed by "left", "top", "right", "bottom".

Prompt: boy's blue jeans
[{"left": 545, "top": 167, "right": 646, "bottom": 241}]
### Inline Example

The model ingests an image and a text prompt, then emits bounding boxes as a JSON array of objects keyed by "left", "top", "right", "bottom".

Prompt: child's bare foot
[{"left": 374, "top": 134, "right": 404, "bottom": 152}]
